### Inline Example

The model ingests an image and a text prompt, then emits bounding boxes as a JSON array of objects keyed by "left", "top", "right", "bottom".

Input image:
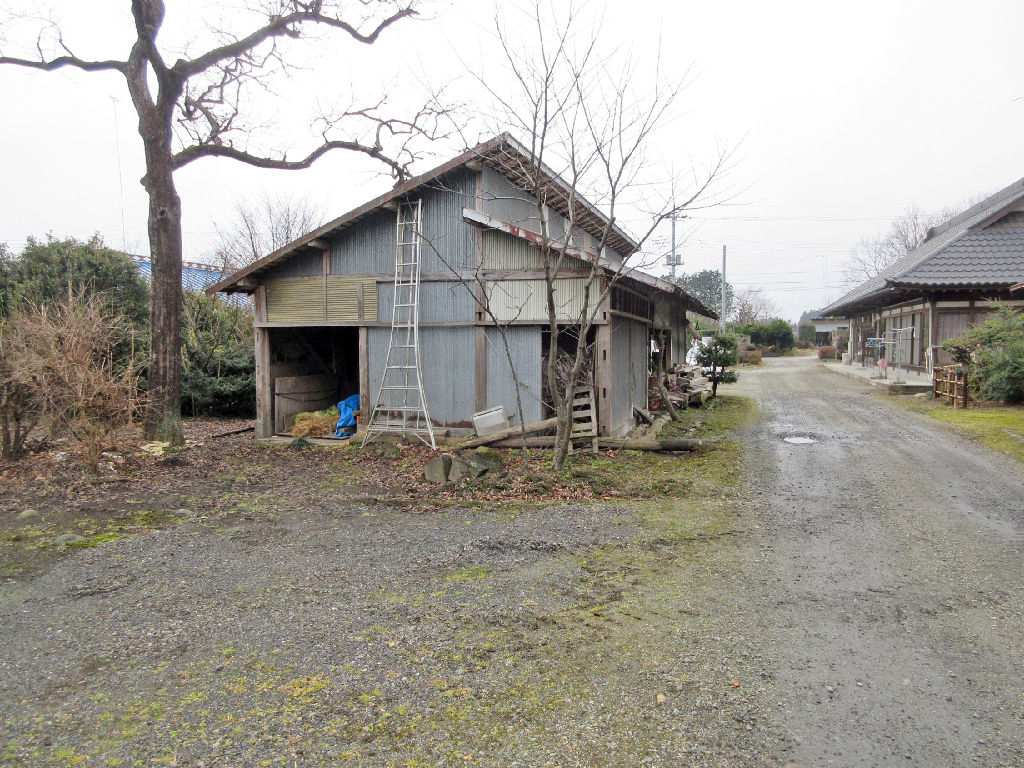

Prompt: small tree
[
  {"left": 798, "top": 321, "right": 816, "bottom": 345},
  {"left": 694, "top": 333, "right": 739, "bottom": 398},
  {"left": 480, "top": 2, "right": 730, "bottom": 470}
]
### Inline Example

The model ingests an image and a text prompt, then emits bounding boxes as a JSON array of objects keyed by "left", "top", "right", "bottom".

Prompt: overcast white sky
[{"left": 2, "top": 0, "right": 1023, "bottom": 321}]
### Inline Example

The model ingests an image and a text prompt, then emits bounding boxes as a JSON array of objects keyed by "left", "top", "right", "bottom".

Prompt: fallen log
[
  {"left": 455, "top": 417, "right": 558, "bottom": 449},
  {"left": 597, "top": 437, "right": 710, "bottom": 451},
  {"left": 483, "top": 436, "right": 714, "bottom": 452}
]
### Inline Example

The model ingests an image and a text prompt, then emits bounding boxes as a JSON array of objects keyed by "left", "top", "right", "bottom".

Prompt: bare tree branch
[{"left": 172, "top": 2, "right": 417, "bottom": 79}]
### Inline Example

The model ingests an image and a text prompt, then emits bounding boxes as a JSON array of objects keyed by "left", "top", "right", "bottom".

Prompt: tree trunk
[
  {"left": 552, "top": 402, "right": 573, "bottom": 471},
  {"left": 140, "top": 129, "right": 185, "bottom": 445},
  {"left": 656, "top": 333, "right": 682, "bottom": 421}
]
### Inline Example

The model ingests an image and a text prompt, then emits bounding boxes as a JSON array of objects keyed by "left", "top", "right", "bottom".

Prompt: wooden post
[
  {"left": 927, "top": 296, "right": 937, "bottom": 373},
  {"left": 253, "top": 286, "right": 273, "bottom": 438},
  {"left": 596, "top": 319, "right": 612, "bottom": 437},
  {"left": 475, "top": 325, "right": 488, "bottom": 413},
  {"left": 358, "top": 326, "right": 370, "bottom": 425}
]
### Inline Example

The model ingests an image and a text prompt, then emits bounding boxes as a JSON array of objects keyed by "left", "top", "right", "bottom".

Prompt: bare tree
[
  {"left": 210, "top": 190, "right": 328, "bottom": 273},
  {"left": 0, "top": 1, "right": 446, "bottom": 444},
  {"left": 476, "top": 1, "right": 731, "bottom": 470},
  {"left": 731, "top": 287, "right": 780, "bottom": 325}
]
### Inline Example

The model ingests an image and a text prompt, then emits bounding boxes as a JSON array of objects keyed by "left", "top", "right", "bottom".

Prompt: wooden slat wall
[{"left": 266, "top": 277, "right": 377, "bottom": 323}]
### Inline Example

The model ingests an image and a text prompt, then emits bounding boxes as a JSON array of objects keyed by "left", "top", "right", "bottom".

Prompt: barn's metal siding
[
  {"left": 482, "top": 165, "right": 540, "bottom": 232},
  {"left": 376, "top": 280, "right": 476, "bottom": 324},
  {"left": 263, "top": 249, "right": 322, "bottom": 279},
  {"left": 419, "top": 169, "right": 477, "bottom": 273},
  {"left": 366, "top": 326, "right": 476, "bottom": 427},
  {"left": 481, "top": 166, "right": 574, "bottom": 242},
  {"left": 485, "top": 326, "right": 543, "bottom": 426},
  {"left": 482, "top": 230, "right": 542, "bottom": 271},
  {"left": 482, "top": 230, "right": 591, "bottom": 272},
  {"left": 330, "top": 209, "right": 395, "bottom": 275},
  {"left": 608, "top": 316, "right": 649, "bottom": 437},
  {"left": 631, "top": 318, "right": 649, "bottom": 417},
  {"left": 330, "top": 170, "right": 476, "bottom": 277},
  {"left": 485, "top": 277, "right": 600, "bottom": 324}
]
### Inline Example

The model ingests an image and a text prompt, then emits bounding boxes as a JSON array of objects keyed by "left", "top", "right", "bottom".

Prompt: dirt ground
[
  {"left": 0, "top": 399, "right": 784, "bottom": 767},
  {"left": 4, "top": 357, "right": 1024, "bottom": 768}
]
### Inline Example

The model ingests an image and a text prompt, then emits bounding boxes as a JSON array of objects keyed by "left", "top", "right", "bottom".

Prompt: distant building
[
  {"left": 132, "top": 256, "right": 249, "bottom": 307},
  {"left": 809, "top": 316, "right": 849, "bottom": 347},
  {"left": 132, "top": 256, "right": 228, "bottom": 293}
]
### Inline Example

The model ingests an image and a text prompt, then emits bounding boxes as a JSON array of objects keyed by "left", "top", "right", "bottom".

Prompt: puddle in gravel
[{"left": 783, "top": 436, "right": 818, "bottom": 444}]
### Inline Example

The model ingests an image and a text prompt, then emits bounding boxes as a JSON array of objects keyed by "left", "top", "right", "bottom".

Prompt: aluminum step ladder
[{"left": 362, "top": 200, "right": 437, "bottom": 449}]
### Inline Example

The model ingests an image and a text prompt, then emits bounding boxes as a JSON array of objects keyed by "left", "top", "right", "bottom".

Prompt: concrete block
[
  {"left": 448, "top": 456, "right": 490, "bottom": 482},
  {"left": 424, "top": 455, "right": 453, "bottom": 483}
]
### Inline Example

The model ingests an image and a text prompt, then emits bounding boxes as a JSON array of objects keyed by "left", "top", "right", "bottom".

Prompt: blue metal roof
[{"left": 133, "top": 257, "right": 251, "bottom": 307}]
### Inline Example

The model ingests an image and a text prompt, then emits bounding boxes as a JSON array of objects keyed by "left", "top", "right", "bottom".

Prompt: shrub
[
  {"left": 181, "top": 291, "right": 255, "bottom": 416},
  {"left": 2, "top": 291, "right": 142, "bottom": 470},
  {"left": 744, "top": 319, "right": 795, "bottom": 352},
  {"left": 948, "top": 306, "right": 1024, "bottom": 404},
  {"left": 4, "top": 235, "right": 149, "bottom": 326},
  {"left": 740, "top": 349, "right": 762, "bottom": 365},
  {"left": 817, "top": 346, "right": 837, "bottom": 360}
]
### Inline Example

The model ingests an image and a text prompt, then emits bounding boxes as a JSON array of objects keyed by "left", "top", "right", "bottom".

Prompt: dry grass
[{"left": 290, "top": 407, "right": 341, "bottom": 437}]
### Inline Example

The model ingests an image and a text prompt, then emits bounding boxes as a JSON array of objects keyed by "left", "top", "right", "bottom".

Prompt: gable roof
[
  {"left": 208, "top": 133, "right": 640, "bottom": 295},
  {"left": 822, "top": 176, "right": 1024, "bottom": 316}
]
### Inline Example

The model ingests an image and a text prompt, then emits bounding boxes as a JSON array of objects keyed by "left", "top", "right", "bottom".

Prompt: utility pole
[
  {"left": 666, "top": 213, "right": 684, "bottom": 280},
  {"left": 721, "top": 245, "right": 727, "bottom": 332}
]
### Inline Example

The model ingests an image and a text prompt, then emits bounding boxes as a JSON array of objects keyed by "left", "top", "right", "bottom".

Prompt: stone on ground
[
  {"left": 424, "top": 455, "right": 453, "bottom": 483},
  {"left": 448, "top": 456, "right": 490, "bottom": 482}
]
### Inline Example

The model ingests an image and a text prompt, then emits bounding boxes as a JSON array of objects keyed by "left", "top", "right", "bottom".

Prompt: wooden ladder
[{"left": 569, "top": 384, "right": 597, "bottom": 453}]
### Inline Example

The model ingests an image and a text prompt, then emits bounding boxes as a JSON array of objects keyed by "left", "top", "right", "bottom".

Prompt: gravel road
[{"left": 734, "top": 356, "right": 1024, "bottom": 767}]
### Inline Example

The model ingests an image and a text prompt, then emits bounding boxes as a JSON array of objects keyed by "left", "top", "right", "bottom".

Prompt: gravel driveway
[
  {"left": 4, "top": 357, "right": 1024, "bottom": 768},
  {"left": 734, "top": 356, "right": 1024, "bottom": 768}
]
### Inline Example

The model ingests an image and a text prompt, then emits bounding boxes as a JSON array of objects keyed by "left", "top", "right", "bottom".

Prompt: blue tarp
[{"left": 335, "top": 394, "right": 360, "bottom": 437}]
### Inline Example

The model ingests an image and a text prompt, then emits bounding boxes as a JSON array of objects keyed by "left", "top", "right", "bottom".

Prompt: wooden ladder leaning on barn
[
  {"left": 362, "top": 200, "right": 437, "bottom": 449},
  {"left": 568, "top": 383, "right": 598, "bottom": 454}
]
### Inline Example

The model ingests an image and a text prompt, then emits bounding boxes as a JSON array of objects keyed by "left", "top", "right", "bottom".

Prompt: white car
[{"left": 685, "top": 337, "right": 715, "bottom": 372}]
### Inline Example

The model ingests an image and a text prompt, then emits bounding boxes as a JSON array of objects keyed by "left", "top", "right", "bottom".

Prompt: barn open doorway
[{"left": 267, "top": 326, "right": 361, "bottom": 435}]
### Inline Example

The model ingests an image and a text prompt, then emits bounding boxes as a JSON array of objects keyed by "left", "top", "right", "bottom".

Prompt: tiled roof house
[{"left": 821, "top": 177, "right": 1024, "bottom": 371}]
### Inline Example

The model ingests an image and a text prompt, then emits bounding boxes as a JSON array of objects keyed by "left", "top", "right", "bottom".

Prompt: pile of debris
[{"left": 650, "top": 364, "right": 712, "bottom": 410}]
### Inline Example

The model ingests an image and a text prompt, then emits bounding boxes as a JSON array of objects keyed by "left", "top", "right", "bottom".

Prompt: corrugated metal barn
[{"left": 210, "top": 134, "right": 716, "bottom": 439}]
